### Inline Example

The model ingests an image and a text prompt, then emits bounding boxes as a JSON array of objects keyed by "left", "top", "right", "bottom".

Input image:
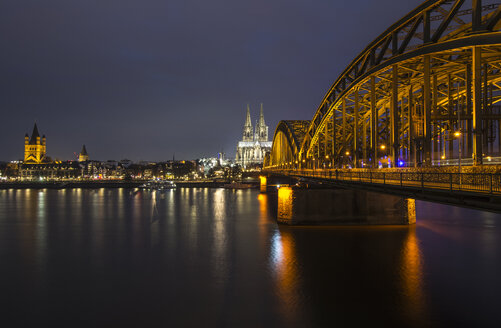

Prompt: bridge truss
[{"left": 265, "top": 0, "right": 501, "bottom": 170}]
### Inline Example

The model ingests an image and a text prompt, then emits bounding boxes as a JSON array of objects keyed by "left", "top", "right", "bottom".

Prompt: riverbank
[{"left": 0, "top": 180, "right": 259, "bottom": 189}]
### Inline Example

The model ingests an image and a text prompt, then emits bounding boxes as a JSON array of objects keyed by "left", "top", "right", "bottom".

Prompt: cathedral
[
  {"left": 235, "top": 104, "right": 272, "bottom": 168},
  {"left": 24, "top": 123, "right": 47, "bottom": 164}
]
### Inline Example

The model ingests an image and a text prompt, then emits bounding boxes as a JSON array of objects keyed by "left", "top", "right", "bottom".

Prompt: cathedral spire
[
  {"left": 259, "top": 103, "right": 265, "bottom": 126},
  {"left": 242, "top": 104, "right": 253, "bottom": 142},
  {"left": 254, "top": 103, "right": 268, "bottom": 142},
  {"left": 245, "top": 104, "right": 252, "bottom": 127}
]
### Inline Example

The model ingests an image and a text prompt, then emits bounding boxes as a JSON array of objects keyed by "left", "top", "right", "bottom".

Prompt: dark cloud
[{"left": 0, "top": 0, "right": 423, "bottom": 161}]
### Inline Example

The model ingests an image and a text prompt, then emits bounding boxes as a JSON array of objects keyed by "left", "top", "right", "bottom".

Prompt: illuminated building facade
[
  {"left": 235, "top": 104, "right": 272, "bottom": 168},
  {"left": 19, "top": 162, "right": 80, "bottom": 180},
  {"left": 24, "top": 123, "right": 46, "bottom": 164}
]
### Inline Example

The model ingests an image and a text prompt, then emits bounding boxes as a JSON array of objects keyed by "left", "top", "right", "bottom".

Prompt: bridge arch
[
  {"left": 267, "top": 0, "right": 501, "bottom": 170},
  {"left": 266, "top": 120, "right": 310, "bottom": 169}
]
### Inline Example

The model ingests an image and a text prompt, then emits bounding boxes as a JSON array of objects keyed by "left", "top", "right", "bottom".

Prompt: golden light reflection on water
[
  {"left": 150, "top": 189, "right": 158, "bottom": 222},
  {"left": 212, "top": 189, "right": 227, "bottom": 281},
  {"left": 257, "top": 193, "right": 270, "bottom": 255},
  {"left": 277, "top": 186, "right": 293, "bottom": 222},
  {"left": 271, "top": 229, "right": 300, "bottom": 325},
  {"left": 213, "top": 189, "right": 225, "bottom": 220},
  {"left": 19, "top": 190, "right": 48, "bottom": 270},
  {"left": 258, "top": 193, "right": 268, "bottom": 224},
  {"left": 133, "top": 190, "right": 142, "bottom": 219},
  {"left": 400, "top": 226, "right": 428, "bottom": 323}
]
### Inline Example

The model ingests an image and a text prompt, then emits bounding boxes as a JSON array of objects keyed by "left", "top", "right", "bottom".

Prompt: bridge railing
[{"left": 265, "top": 169, "right": 501, "bottom": 195}]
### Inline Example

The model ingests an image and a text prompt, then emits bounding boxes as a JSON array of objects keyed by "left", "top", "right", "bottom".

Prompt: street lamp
[
  {"left": 379, "top": 144, "right": 386, "bottom": 168},
  {"left": 454, "top": 130, "right": 462, "bottom": 187},
  {"left": 455, "top": 104, "right": 462, "bottom": 187},
  {"left": 454, "top": 131, "right": 461, "bottom": 172}
]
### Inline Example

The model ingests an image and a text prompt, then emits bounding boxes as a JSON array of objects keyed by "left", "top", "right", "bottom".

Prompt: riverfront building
[
  {"left": 24, "top": 123, "right": 46, "bottom": 164},
  {"left": 235, "top": 104, "right": 272, "bottom": 168}
]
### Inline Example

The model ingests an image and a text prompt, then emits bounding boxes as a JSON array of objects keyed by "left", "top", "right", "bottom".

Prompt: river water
[{"left": 0, "top": 188, "right": 500, "bottom": 327}]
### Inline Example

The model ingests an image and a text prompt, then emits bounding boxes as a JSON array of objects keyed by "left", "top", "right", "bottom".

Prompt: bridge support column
[
  {"left": 391, "top": 64, "right": 399, "bottom": 167},
  {"left": 277, "top": 186, "right": 416, "bottom": 225},
  {"left": 371, "top": 76, "right": 378, "bottom": 168},
  {"left": 259, "top": 175, "right": 267, "bottom": 193},
  {"left": 423, "top": 55, "right": 432, "bottom": 166},
  {"left": 466, "top": 63, "right": 473, "bottom": 158},
  {"left": 332, "top": 115, "right": 337, "bottom": 167},
  {"left": 448, "top": 74, "right": 454, "bottom": 160},
  {"left": 354, "top": 88, "right": 359, "bottom": 168},
  {"left": 324, "top": 124, "right": 328, "bottom": 167},
  {"left": 342, "top": 98, "right": 347, "bottom": 158},
  {"left": 472, "top": 46, "right": 483, "bottom": 165},
  {"left": 408, "top": 85, "right": 414, "bottom": 167}
]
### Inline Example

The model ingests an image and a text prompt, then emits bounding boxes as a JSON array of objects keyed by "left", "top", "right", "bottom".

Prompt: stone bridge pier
[
  {"left": 275, "top": 186, "right": 415, "bottom": 226},
  {"left": 259, "top": 174, "right": 297, "bottom": 193}
]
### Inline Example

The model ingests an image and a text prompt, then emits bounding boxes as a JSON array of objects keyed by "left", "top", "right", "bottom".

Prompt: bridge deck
[{"left": 265, "top": 169, "right": 501, "bottom": 212}]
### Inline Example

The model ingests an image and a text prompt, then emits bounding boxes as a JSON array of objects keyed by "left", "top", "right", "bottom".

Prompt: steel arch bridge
[{"left": 265, "top": 0, "right": 501, "bottom": 171}]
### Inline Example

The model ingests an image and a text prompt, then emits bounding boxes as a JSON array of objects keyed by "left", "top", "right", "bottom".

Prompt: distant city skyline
[{"left": 0, "top": 0, "right": 423, "bottom": 161}]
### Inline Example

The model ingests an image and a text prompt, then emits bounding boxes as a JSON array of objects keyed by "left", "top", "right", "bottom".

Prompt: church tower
[
  {"left": 254, "top": 103, "right": 269, "bottom": 142},
  {"left": 242, "top": 104, "right": 253, "bottom": 142},
  {"left": 24, "top": 123, "right": 46, "bottom": 164},
  {"left": 78, "top": 145, "right": 89, "bottom": 162}
]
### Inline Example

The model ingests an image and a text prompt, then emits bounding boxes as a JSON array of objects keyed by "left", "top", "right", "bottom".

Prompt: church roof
[
  {"left": 80, "top": 145, "right": 88, "bottom": 156},
  {"left": 28, "top": 123, "right": 40, "bottom": 145}
]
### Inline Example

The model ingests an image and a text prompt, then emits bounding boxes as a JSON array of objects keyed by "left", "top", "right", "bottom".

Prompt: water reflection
[
  {"left": 0, "top": 189, "right": 500, "bottom": 327},
  {"left": 270, "top": 224, "right": 431, "bottom": 327},
  {"left": 257, "top": 193, "right": 270, "bottom": 250},
  {"left": 212, "top": 188, "right": 228, "bottom": 286},
  {"left": 400, "top": 226, "right": 428, "bottom": 324},
  {"left": 271, "top": 229, "right": 301, "bottom": 326}
]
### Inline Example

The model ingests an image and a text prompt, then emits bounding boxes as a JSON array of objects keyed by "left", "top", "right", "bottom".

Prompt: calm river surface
[{"left": 0, "top": 188, "right": 500, "bottom": 327}]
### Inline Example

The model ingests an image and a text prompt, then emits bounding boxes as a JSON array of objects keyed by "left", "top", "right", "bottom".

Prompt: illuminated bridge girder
[
  {"left": 265, "top": 0, "right": 501, "bottom": 170},
  {"left": 266, "top": 120, "right": 310, "bottom": 168}
]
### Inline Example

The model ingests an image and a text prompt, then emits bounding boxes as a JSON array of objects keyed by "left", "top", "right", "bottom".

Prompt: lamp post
[
  {"left": 380, "top": 144, "right": 386, "bottom": 168},
  {"left": 454, "top": 130, "right": 462, "bottom": 188},
  {"left": 455, "top": 103, "right": 462, "bottom": 188},
  {"left": 454, "top": 131, "right": 462, "bottom": 173}
]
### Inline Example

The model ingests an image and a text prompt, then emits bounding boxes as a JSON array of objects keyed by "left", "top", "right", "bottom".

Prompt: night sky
[{"left": 0, "top": 0, "right": 423, "bottom": 162}]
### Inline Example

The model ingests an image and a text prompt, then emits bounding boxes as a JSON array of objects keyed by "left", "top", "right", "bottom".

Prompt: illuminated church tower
[
  {"left": 24, "top": 123, "right": 46, "bottom": 164},
  {"left": 254, "top": 104, "right": 269, "bottom": 142},
  {"left": 242, "top": 105, "right": 253, "bottom": 142},
  {"left": 78, "top": 145, "right": 89, "bottom": 162}
]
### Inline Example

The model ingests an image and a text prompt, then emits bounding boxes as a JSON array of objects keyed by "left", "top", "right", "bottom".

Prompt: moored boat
[
  {"left": 223, "top": 182, "right": 254, "bottom": 189},
  {"left": 140, "top": 180, "right": 176, "bottom": 190}
]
